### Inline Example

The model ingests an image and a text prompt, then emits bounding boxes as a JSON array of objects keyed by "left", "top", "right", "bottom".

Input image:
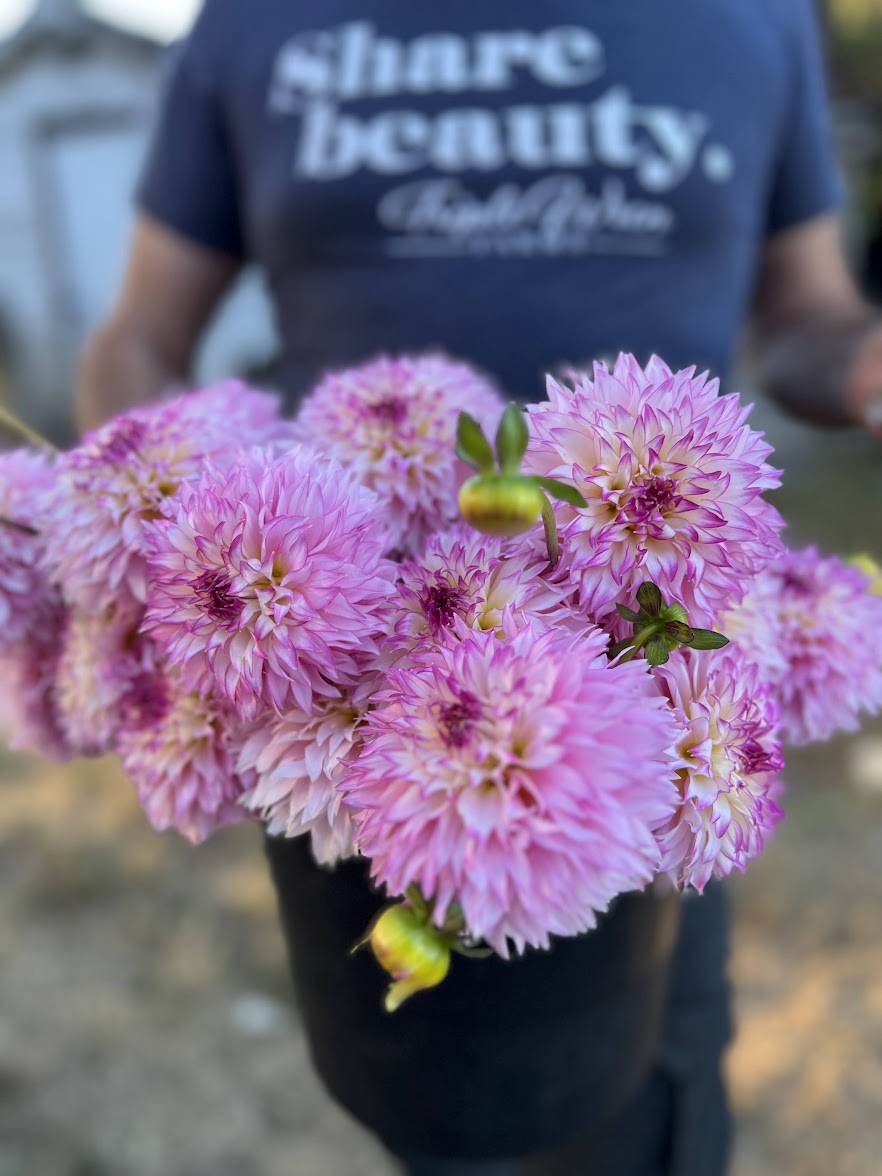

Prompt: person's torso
[{"left": 208, "top": 1, "right": 801, "bottom": 399}]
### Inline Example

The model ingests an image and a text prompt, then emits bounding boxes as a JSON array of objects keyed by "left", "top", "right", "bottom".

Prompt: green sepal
[
  {"left": 688, "top": 629, "right": 730, "bottom": 651},
  {"left": 616, "top": 604, "right": 641, "bottom": 623},
  {"left": 664, "top": 601, "right": 689, "bottom": 624},
  {"left": 540, "top": 495, "right": 560, "bottom": 567},
  {"left": 406, "top": 885, "right": 430, "bottom": 920},
  {"left": 645, "top": 634, "right": 671, "bottom": 666},
  {"left": 608, "top": 637, "right": 635, "bottom": 660},
  {"left": 530, "top": 476, "right": 588, "bottom": 508},
  {"left": 495, "top": 403, "right": 530, "bottom": 474},
  {"left": 449, "top": 942, "right": 495, "bottom": 960},
  {"left": 636, "top": 582, "right": 664, "bottom": 616},
  {"left": 456, "top": 412, "right": 496, "bottom": 474},
  {"left": 664, "top": 620, "right": 694, "bottom": 644}
]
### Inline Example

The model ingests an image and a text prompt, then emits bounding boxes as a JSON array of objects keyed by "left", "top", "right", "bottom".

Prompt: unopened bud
[
  {"left": 362, "top": 903, "right": 451, "bottom": 1012},
  {"left": 849, "top": 553, "right": 882, "bottom": 596},
  {"left": 458, "top": 475, "right": 544, "bottom": 537}
]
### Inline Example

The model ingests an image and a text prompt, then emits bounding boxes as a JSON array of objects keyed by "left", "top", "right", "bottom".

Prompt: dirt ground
[{"left": 2, "top": 396, "right": 882, "bottom": 1176}]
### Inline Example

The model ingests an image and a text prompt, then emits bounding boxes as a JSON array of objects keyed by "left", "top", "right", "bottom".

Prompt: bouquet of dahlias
[{"left": 3, "top": 353, "right": 882, "bottom": 1012}]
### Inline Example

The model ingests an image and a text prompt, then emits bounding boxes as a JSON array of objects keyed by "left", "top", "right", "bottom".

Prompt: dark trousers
[{"left": 397, "top": 888, "right": 732, "bottom": 1176}]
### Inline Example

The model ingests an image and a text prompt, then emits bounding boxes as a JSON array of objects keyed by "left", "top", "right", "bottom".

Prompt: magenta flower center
[
  {"left": 192, "top": 569, "right": 244, "bottom": 629},
  {"left": 369, "top": 397, "right": 409, "bottom": 425},
  {"left": 99, "top": 418, "right": 148, "bottom": 464},
  {"left": 420, "top": 578, "right": 469, "bottom": 637},
  {"left": 122, "top": 672, "right": 169, "bottom": 731},
  {"left": 627, "top": 475, "right": 681, "bottom": 520},
  {"left": 437, "top": 691, "right": 483, "bottom": 749}
]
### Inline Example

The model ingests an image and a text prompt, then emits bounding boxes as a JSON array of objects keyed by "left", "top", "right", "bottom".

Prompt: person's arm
[
  {"left": 76, "top": 215, "right": 239, "bottom": 431},
  {"left": 749, "top": 213, "right": 882, "bottom": 430}
]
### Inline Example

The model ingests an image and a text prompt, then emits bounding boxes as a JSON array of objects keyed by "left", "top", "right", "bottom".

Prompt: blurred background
[{"left": 2, "top": 2, "right": 882, "bottom": 1174}]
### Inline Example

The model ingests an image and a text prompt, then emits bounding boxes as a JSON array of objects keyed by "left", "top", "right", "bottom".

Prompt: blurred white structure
[{"left": 0, "top": 0, "right": 276, "bottom": 435}]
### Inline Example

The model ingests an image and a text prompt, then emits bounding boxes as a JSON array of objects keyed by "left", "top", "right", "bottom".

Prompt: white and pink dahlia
[
  {"left": 388, "top": 523, "right": 583, "bottom": 658},
  {"left": 653, "top": 649, "right": 784, "bottom": 892},
  {"left": 523, "top": 354, "right": 784, "bottom": 633},
  {"left": 344, "top": 622, "right": 678, "bottom": 956},
  {"left": 55, "top": 601, "right": 160, "bottom": 757},
  {"left": 722, "top": 546, "right": 882, "bottom": 746},
  {"left": 43, "top": 382, "right": 285, "bottom": 611},
  {"left": 238, "top": 672, "right": 380, "bottom": 865},
  {"left": 118, "top": 666, "right": 252, "bottom": 844},
  {"left": 144, "top": 447, "right": 396, "bottom": 718},
  {"left": 0, "top": 448, "right": 62, "bottom": 651},
  {"left": 295, "top": 354, "right": 503, "bottom": 556}
]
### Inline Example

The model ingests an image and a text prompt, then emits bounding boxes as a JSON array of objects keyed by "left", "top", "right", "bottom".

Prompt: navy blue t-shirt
[{"left": 138, "top": 0, "right": 843, "bottom": 402}]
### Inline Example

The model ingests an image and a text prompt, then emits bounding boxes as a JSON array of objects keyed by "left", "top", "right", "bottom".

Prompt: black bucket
[{"left": 265, "top": 833, "right": 682, "bottom": 1161}]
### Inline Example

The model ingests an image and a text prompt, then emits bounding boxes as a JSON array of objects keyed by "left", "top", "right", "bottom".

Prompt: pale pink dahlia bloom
[
  {"left": 295, "top": 354, "right": 504, "bottom": 555},
  {"left": 388, "top": 523, "right": 584, "bottom": 659},
  {"left": 653, "top": 649, "right": 784, "bottom": 892},
  {"left": 43, "top": 382, "right": 285, "bottom": 611},
  {"left": 144, "top": 447, "right": 396, "bottom": 718},
  {"left": 523, "top": 354, "right": 784, "bottom": 634},
  {"left": 344, "top": 622, "right": 679, "bottom": 956},
  {"left": 55, "top": 601, "right": 161, "bottom": 757},
  {"left": 721, "top": 546, "right": 882, "bottom": 746},
  {"left": 238, "top": 672, "right": 380, "bottom": 865},
  {"left": 0, "top": 449, "right": 62, "bottom": 651},
  {"left": 118, "top": 666, "right": 252, "bottom": 844}
]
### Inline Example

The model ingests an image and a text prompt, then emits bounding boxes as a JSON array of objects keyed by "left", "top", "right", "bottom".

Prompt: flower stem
[{"left": 0, "top": 405, "right": 56, "bottom": 453}]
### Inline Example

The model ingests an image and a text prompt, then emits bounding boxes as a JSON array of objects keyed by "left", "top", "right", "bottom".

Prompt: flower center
[
  {"left": 192, "top": 569, "right": 244, "bottom": 629},
  {"left": 437, "top": 691, "right": 482, "bottom": 749},
  {"left": 369, "top": 396, "right": 409, "bottom": 425},
  {"left": 628, "top": 475, "right": 680, "bottom": 518},
  {"left": 99, "top": 418, "right": 148, "bottom": 464},
  {"left": 420, "top": 578, "right": 469, "bottom": 637}
]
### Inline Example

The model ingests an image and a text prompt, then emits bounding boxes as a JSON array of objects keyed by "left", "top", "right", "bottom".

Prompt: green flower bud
[
  {"left": 365, "top": 903, "right": 451, "bottom": 1012},
  {"left": 458, "top": 474, "right": 545, "bottom": 537},
  {"left": 849, "top": 553, "right": 882, "bottom": 597}
]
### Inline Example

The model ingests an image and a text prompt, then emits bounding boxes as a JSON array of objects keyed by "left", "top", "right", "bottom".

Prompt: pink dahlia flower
[
  {"left": 0, "top": 612, "right": 70, "bottom": 761},
  {"left": 55, "top": 601, "right": 161, "bottom": 757},
  {"left": 523, "top": 354, "right": 784, "bottom": 634},
  {"left": 389, "top": 523, "right": 583, "bottom": 658},
  {"left": 722, "top": 546, "right": 882, "bottom": 746},
  {"left": 43, "top": 382, "right": 285, "bottom": 611},
  {"left": 144, "top": 446, "right": 396, "bottom": 718},
  {"left": 344, "top": 621, "right": 678, "bottom": 956},
  {"left": 653, "top": 649, "right": 784, "bottom": 892},
  {"left": 295, "top": 354, "right": 503, "bottom": 556},
  {"left": 0, "top": 449, "right": 62, "bottom": 651},
  {"left": 238, "top": 671, "right": 380, "bottom": 865},
  {"left": 118, "top": 666, "right": 252, "bottom": 844}
]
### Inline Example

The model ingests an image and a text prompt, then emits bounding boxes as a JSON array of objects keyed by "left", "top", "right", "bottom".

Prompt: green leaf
[
  {"left": 531, "top": 476, "right": 587, "bottom": 508},
  {"left": 456, "top": 413, "right": 495, "bottom": 473},
  {"left": 645, "top": 635, "right": 670, "bottom": 666},
  {"left": 616, "top": 604, "right": 641, "bottom": 623},
  {"left": 664, "top": 621, "right": 694, "bottom": 644},
  {"left": 636, "top": 582, "right": 664, "bottom": 616},
  {"left": 494, "top": 404, "right": 529, "bottom": 474},
  {"left": 688, "top": 629, "right": 730, "bottom": 651}
]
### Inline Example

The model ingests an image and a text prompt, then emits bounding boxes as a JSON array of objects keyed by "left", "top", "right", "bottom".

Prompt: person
[{"left": 76, "top": 4, "right": 882, "bottom": 1173}]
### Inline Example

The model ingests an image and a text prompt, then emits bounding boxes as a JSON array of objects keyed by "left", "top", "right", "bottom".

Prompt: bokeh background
[{"left": 2, "top": 2, "right": 882, "bottom": 1173}]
